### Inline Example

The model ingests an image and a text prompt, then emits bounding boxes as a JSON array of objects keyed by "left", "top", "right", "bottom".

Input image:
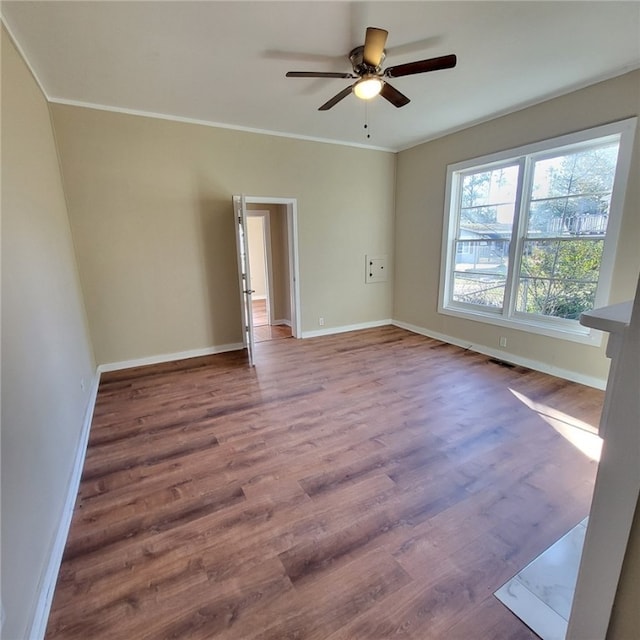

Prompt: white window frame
[{"left": 438, "top": 118, "right": 637, "bottom": 345}]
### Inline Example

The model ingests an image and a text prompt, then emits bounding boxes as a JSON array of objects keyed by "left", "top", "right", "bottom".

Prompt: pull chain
[{"left": 364, "top": 101, "right": 372, "bottom": 140}]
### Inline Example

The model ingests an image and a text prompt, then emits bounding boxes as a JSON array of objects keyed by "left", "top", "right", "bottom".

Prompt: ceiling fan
[{"left": 286, "top": 27, "right": 457, "bottom": 111}]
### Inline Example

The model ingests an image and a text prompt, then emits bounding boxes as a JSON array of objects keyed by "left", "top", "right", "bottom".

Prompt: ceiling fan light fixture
[
  {"left": 353, "top": 76, "right": 383, "bottom": 100},
  {"left": 286, "top": 26, "right": 457, "bottom": 110}
]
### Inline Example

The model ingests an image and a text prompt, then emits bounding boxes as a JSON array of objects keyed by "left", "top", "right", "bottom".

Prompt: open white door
[{"left": 233, "top": 195, "right": 255, "bottom": 366}]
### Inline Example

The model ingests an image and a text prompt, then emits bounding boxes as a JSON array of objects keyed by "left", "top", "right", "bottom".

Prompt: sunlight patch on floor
[{"left": 509, "top": 388, "right": 602, "bottom": 462}]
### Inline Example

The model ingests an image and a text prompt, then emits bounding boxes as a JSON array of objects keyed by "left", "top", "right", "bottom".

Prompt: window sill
[{"left": 438, "top": 304, "right": 604, "bottom": 346}]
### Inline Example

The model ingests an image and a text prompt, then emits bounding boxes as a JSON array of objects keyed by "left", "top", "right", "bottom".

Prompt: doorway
[
  {"left": 236, "top": 196, "right": 301, "bottom": 353},
  {"left": 246, "top": 209, "right": 291, "bottom": 343}
]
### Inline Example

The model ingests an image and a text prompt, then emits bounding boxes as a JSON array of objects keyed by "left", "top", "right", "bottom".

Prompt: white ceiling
[{"left": 3, "top": 1, "right": 640, "bottom": 151}]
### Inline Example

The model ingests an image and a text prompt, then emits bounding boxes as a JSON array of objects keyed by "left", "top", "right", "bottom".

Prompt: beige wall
[
  {"left": 246, "top": 215, "right": 267, "bottom": 299},
  {"left": 0, "top": 29, "right": 95, "bottom": 639},
  {"left": 608, "top": 493, "right": 640, "bottom": 638},
  {"left": 394, "top": 70, "right": 640, "bottom": 384},
  {"left": 271, "top": 204, "right": 291, "bottom": 323},
  {"left": 50, "top": 105, "right": 396, "bottom": 365}
]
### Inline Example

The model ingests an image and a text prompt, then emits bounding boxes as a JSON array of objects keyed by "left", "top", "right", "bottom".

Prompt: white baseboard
[
  {"left": 28, "top": 370, "right": 101, "bottom": 640},
  {"left": 99, "top": 326, "right": 605, "bottom": 386},
  {"left": 392, "top": 319, "right": 607, "bottom": 390},
  {"left": 301, "top": 319, "right": 392, "bottom": 339},
  {"left": 97, "top": 343, "right": 244, "bottom": 373}
]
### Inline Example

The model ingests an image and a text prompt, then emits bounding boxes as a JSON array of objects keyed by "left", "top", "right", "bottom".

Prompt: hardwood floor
[
  {"left": 251, "top": 298, "right": 292, "bottom": 342},
  {"left": 253, "top": 324, "right": 292, "bottom": 343},
  {"left": 45, "top": 327, "right": 603, "bottom": 639},
  {"left": 252, "top": 298, "right": 268, "bottom": 326}
]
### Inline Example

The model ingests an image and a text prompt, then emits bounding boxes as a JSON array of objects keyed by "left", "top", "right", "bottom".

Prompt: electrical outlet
[
  {"left": 499, "top": 336, "right": 507, "bottom": 347},
  {"left": 319, "top": 317, "right": 325, "bottom": 326}
]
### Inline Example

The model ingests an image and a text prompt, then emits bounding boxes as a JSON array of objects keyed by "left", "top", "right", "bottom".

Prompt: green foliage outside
[{"left": 518, "top": 240, "right": 604, "bottom": 319}]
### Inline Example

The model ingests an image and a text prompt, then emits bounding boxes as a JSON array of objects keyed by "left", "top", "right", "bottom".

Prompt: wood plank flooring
[
  {"left": 254, "top": 324, "right": 292, "bottom": 343},
  {"left": 252, "top": 299, "right": 268, "bottom": 326},
  {"left": 252, "top": 298, "right": 292, "bottom": 342},
  {"left": 45, "top": 326, "right": 603, "bottom": 639}
]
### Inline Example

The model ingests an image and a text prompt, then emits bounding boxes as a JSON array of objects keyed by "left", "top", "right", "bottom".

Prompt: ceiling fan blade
[
  {"left": 266, "top": 50, "right": 345, "bottom": 65},
  {"left": 286, "top": 71, "right": 355, "bottom": 79},
  {"left": 318, "top": 85, "right": 354, "bottom": 111},
  {"left": 386, "top": 35, "right": 443, "bottom": 59},
  {"left": 385, "top": 54, "right": 457, "bottom": 78},
  {"left": 363, "top": 27, "right": 388, "bottom": 67},
  {"left": 380, "top": 82, "right": 410, "bottom": 108}
]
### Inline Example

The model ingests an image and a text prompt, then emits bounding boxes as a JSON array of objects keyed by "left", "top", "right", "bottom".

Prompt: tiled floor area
[{"left": 495, "top": 518, "right": 589, "bottom": 640}]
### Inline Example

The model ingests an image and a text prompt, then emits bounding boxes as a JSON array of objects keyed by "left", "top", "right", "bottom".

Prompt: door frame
[
  {"left": 243, "top": 196, "right": 301, "bottom": 339},
  {"left": 567, "top": 277, "right": 640, "bottom": 638}
]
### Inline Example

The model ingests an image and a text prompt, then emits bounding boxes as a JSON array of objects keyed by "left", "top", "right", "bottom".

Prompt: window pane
[
  {"left": 515, "top": 139, "right": 619, "bottom": 321},
  {"left": 453, "top": 271, "right": 506, "bottom": 308},
  {"left": 460, "top": 205, "right": 506, "bottom": 229},
  {"left": 457, "top": 166, "right": 518, "bottom": 305},
  {"left": 516, "top": 278, "right": 598, "bottom": 319},
  {"left": 461, "top": 165, "right": 519, "bottom": 208},
  {"left": 517, "top": 239, "right": 604, "bottom": 319},
  {"left": 530, "top": 144, "right": 619, "bottom": 200},
  {"left": 521, "top": 239, "right": 603, "bottom": 281},
  {"left": 455, "top": 239, "right": 509, "bottom": 272},
  {"left": 460, "top": 166, "right": 518, "bottom": 230},
  {"left": 527, "top": 197, "right": 609, "bottom": 237}
]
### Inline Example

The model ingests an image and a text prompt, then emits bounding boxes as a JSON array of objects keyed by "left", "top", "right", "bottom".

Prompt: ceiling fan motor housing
[{"left": 349, "top": 46, "right": 386, "bottom": 76}]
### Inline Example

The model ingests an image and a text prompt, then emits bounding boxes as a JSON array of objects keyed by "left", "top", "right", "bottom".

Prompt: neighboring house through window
[{"left": 438, "top": 118, "right": 637, "bottom": 344}]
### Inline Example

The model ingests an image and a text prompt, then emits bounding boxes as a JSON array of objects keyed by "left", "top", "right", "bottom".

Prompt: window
[{"left": 439, "top": 118, "right": 636, "bottom": 344}]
